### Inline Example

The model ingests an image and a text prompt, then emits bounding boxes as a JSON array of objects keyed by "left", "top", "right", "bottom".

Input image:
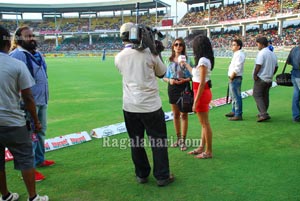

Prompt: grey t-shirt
[{"left": 0, "top": 53, "right": 35, "bottom": 126}]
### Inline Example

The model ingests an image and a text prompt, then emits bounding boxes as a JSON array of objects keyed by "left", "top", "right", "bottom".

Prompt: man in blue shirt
[
  {"left": 10, "top": 26, "right": 55, "bottom": 175},
  {"left": 287, "top": 45, "right": 300, "bottom": 122}
]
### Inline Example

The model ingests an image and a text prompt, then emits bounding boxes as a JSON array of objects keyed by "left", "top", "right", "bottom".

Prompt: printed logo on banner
[
  {"left": 45, "top": 142, "right": 51, "bottom": 152},
  {"left": 164, "top": 111, "right": 174, "bottom": 122},
  {"left": 211, "top": 97, "right": 228, "bottom": 107},
  {"left": 117, "top": 125, "right": 126, "bottom": 133},
  {"left": 70, "top": 136, "right": 88, "bottom": 145},
  {"left": 51, "top": 138, "right": 70, "bottom": 149},
  {"left": 103, "top": 129, "right": 113, "bottom": 137}
]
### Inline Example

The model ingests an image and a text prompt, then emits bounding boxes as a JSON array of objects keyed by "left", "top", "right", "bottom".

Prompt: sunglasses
[{"left": 174, "top": 43, "right": 183, "bottom": 47}]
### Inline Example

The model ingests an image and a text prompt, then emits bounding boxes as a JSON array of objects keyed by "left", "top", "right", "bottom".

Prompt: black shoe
[
  {"left": 293, "top": 119, "right": 300, "bottom": 123},
  {"left": 257, "top": 116, "right": 268, "bottom": 122},
  {"left": 225, "top": 112, "right": 234, "bottom": 117},
  {"left": 228, "top": 116, "right": 243, "bottom": 121},
  {"left": 157, "top": 174, "right": 174, "bottom": 187},
  {"left": 136, "top": 176, "right": 148, "bottom": 184}
]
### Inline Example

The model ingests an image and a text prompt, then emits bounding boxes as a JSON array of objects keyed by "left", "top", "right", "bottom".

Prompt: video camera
[{"left": 127, "top": 24, "right": 166, "bottom": 56}]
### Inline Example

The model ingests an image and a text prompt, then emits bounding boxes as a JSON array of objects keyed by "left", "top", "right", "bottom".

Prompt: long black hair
[{"left": 192, "top": 35, "right": 214, "bottom": 71}]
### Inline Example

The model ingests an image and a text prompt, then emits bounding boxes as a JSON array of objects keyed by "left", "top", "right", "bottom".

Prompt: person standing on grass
[
  {"left": 115, "top": 22, "right": 174, "bottom": 186},
  {"left": 9, "top": 26, "right": 55, "bottom": 182},
  {"left": 253, "top": 37, "right": 278, "bottom": 122},
  {"left": 0, "top": 25, "right": 49, "bottom": 201},
  {"left": 225, "top": 39, "right": 246, "bottom": 121},
  {"left": 163, "top": 38, "right": 192, "bottom": 151},
  {"left": 181, "top": 35, "right": 214, "bottom": 159},
  {"left": 286, "top": 45, "right": 300, "bottom": 122},
  {"left": 102, "top": 48, "right": 106, "bottom": 61}
]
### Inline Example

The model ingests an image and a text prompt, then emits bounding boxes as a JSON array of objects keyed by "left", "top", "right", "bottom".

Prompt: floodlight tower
[{"left": 135, "top": 2, "right": 140, "bottom": 24}]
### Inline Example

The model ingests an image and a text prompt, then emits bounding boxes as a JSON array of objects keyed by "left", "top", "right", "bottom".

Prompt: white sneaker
[
  {"left": 1, "top": 192, "right": 19, "bottom": 201},
  {"left": 27, "top": 195, "right": 49, "bottom": 201}
]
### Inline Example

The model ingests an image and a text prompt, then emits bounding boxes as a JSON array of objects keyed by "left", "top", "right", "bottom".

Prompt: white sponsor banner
[
  {"left": 45, "top": 131, "right": 91, "bottom": 152},
  {"left": 5, "top": 131, "right": 91, "bottom": 162},
  {"left": 164, "top": 111, "right": 174, "bottom": 122},
  {"left": 91, "top": 112, "right": 175, "bottom": 139},
  {"left": 91, "top": 122, "right": 127, "bottom": 138}
]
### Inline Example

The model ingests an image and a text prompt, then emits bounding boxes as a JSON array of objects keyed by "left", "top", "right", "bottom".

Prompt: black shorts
[
  {"left": 0, "top": 126, "right": 34, "bottom": 171},
  {"left": 168, "top": 82, "right": 189, "bottom": 104}
]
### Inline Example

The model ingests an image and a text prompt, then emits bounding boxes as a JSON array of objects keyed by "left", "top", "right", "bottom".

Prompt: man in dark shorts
[{"left": 0, "top": 25, "right": 48, "bottom": 201}]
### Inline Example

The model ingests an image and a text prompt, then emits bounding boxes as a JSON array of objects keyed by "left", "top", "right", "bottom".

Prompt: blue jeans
[
  {"left": 34, "top": 105, "right": 47, "bottom": 166},
  {"left": 292, "top": 76, "right": 300, "bottom": 121},
  {"left": 229, "top": 77, "right": 243, "bottom": 117}
]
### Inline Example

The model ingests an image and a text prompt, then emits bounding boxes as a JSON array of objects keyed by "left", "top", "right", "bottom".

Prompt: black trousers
[
  {"left": 123, "top": 108, "right": 170, "bottom": 180},
  {"left": 253, "top": 78, "right": 272, "bottom": 117}
]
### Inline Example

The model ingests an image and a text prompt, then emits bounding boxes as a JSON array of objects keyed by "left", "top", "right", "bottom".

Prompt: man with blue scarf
[{"left": 10, "top": 26, "right": 55, "bottom": 182}]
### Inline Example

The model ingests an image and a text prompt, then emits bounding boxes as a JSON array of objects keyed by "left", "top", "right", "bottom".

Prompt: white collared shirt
[{"left": 228, "top": 49, "right": 246, "bottom": 77}]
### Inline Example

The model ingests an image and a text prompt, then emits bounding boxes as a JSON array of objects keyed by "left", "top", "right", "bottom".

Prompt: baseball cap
[{"left": 120, "top": 22, "right": 135, "bottom": 40}]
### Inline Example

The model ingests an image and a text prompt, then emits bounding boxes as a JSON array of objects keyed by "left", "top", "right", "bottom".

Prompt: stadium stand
[
  {"left": 178, "top": 0, "right": 300, "bottom": 26},
  {"left": 1, "top": 0, "right": 300, "bottom": 53}
]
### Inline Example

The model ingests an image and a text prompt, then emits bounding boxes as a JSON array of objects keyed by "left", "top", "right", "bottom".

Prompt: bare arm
[
  {"left": 21, "top": 88, "right": 41, "bottom": 131},
  {"left": 273, "top": 65, "right": 278, "bottom": 75},
  {"left": 253, "top": 64, "right": 262, "bottom": 81},
  {"left": 193, "top": 66, "right": 207, "bottom": 112}
]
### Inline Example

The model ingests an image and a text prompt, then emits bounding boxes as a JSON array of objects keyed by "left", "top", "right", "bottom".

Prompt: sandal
[
  {"left": 171, "top": 139, "right": 180, "bottom": 148},
  {"left": 187, "top": 147, "right": 204, "bottom": 155},
  {"left": 194, "top": 152, "right": 213, "bottom": 159},
  {"left": 180, "top": 142, "right": 187, "bottom": 151}
]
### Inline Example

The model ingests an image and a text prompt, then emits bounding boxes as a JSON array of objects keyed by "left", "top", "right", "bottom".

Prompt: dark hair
[
  {"left": 169, "top": 37, "right": 188, "bottom": 62},
  {"left": 256, "top": 37, "right": 268, "bottom": 47},
  {"left": 233, "top": 39, "right": 243, "bottom": 50},
  {"left": 192, "top": 35, "right": 214, "bottom": 70},
  {"left": 0, "top": 25, "right": 10, "bottom": 51}
]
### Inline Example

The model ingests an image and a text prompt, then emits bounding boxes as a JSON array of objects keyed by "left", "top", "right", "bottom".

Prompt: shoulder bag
[
  {"left": 276, "top": 61, "right": 293, "bottom": 87},
  {"left": 176, "top": 82, "right": 194, "bottom": 113}
]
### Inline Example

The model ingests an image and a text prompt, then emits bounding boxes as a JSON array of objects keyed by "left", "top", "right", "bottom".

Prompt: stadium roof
[
  {"left": 182, "top": 0, "right": 223, "bottom": 5},
  {"left": 0, "top": 0, "right": 170, "bottom": 13}
]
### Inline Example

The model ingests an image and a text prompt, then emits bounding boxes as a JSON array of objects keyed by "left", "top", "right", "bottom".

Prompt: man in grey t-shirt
[
  {"left": 0, "top": 25, "right": 48, "bottom": 201},
  {"left": 253, "top": 37, "right": 278, "bottom": 122}
]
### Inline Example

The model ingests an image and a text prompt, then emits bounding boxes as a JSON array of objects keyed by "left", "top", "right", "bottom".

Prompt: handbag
[
  {"left": 176, "top": 82, "right": 194, "bottom": 113},
  {"left": 276, "top": 61, "right": 293, "bottom": 87}
]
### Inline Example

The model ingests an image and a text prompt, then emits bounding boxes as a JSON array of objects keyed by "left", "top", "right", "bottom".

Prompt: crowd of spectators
[
  {"left": 38, "top": 36, "right": 124, "bottom": 53},
  {"left": 178, "top": 0, "right": 300, "bottom": 26},
  {"left": 36, "top": 22, "right": 300, "bottom": 53},
  {"left": 208, "top": 23, "right": 300, "bottom": 49},
  {"left": 0, "top": 13, "right": 162, "bottom": 33}
]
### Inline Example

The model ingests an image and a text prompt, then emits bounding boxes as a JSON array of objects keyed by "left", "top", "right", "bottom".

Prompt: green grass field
[{"left": 5, "top": 56, "right": 300, "bottom": 201}]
